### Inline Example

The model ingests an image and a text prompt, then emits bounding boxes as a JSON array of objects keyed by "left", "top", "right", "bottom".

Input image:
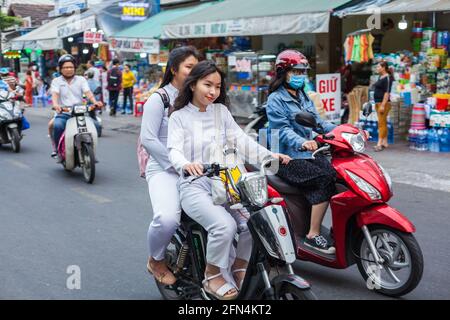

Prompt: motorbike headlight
[
  {"left": 345, "top": 170, "right": 381, "bottom": 201},
  {"left": 377, "top": 164, "right": 392, "bottom": 193},
  {"left": 13, "top": 106, "right": 22, "bottom": 117},
  {"left": 74, "top": 105, "right": 87, "bottom": 114},
  {"left": 0, "top": 108, "right": 9, "bottom": 119},
  {"left": 341, "top": 132, "right": 367, "bottom": 153},
  {"left": 239, "top": 172, "right": 268, "bottom": 207}
]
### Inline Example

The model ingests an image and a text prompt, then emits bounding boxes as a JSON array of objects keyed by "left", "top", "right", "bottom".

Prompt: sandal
[
  {"left": 202, "top": 273, "right": 238, "bottom": 300},
  {"left": 232, "top": 268, "right": 247, "bottom": 290},
  {"left": 147, "top": 259, "right": 176, "bottom": 286},
  {"left": 373, "top": 145, "right": 385, "bottom": 152}
]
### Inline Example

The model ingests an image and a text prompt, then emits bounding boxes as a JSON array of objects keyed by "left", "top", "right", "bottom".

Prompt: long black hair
[
  {"left": 268, "top": 68, "right": 290, "bottom": 94},
  {"left": 173, "top": 60, "right": 229, "bottom": 113},
  {"left": 160, "top": 46, "right": 200, "bottom": 88}
]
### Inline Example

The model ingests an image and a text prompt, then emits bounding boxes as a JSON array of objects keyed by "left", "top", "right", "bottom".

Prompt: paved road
[{"left": 0, "top": 111, "right": 449, "bottom": 299}]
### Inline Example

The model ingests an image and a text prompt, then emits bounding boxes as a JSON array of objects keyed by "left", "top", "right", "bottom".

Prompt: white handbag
[{"left": 210, "top": 104, "right": 228, "bottom": 205}]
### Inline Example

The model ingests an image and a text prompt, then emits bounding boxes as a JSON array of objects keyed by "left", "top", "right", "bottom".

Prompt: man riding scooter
[{"left": 50, "top": 54, "right": 102, "bottom": 158}]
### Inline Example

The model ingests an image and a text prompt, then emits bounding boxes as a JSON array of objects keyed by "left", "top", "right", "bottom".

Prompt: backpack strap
[{"left": 155, "top": 87, "right": 171, "bottom": 109}]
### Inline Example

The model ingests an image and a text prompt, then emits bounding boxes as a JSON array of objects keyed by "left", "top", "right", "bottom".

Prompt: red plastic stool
[{"left": 134, "top": 101, "right": 144, "bottom": 117}]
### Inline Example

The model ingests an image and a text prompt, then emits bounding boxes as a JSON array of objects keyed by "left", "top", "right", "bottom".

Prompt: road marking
[
  {"left": 5, "top": 159, "right": 31, "bottom": 169},
  {"left": 71, "top": 187, "right": 113, "bottom": 204}
]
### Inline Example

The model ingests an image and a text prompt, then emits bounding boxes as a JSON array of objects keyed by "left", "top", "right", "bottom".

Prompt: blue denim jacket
[{"left": 267, "top": 86, "right": 336, "bottom": 159}]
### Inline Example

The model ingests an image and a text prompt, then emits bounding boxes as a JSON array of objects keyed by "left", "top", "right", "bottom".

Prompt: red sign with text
[
  {"left": 316, "top": 73, "right": 341, "bottom": 122},
  {"left": 83, "top": 31, "right": 103, "bottom": 44}
]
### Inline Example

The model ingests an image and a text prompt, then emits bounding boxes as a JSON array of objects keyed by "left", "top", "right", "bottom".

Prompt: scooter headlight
[
  {"left": 74, "top": 105, "right": 87, "bottom": 114},
  {"left": 341, "top": 132, "right": 367, "bottom": 153},
  {"left": 238, "top": 172, "right": 268, "bottom": 207},
  {"left": 345, "top": 170, "right": 381, "bottom": 201},
  {"left": 0, "top": 108, "right": 9, "bottom": 119},
  {"left": 377, "top": 164, "right": 392, "bottom": 193}
]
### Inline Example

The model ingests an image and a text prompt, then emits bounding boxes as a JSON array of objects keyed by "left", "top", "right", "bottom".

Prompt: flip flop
[
  {"left": 147, "top": 260, "right": 176, "bottom": 286},
  {"left": 373, "top": 145, "right": 385, "bottom": 152}
]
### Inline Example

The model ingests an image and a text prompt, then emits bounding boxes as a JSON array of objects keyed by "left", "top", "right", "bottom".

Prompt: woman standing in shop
[{"left": 372, "top": 61, "right": 393, "bottom": 152}]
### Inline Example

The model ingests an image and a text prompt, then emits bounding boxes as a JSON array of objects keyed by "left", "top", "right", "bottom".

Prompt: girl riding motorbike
[
  {"left": 140, "top": 46, "right": 200, "bottom": 286},
  {"left": 167, "top": 60, "right": 291, "bottom": 300}
]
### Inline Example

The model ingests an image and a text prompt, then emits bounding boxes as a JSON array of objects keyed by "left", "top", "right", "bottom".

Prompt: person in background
[
  {"left": 107, "top": 58, "right": 122, "bottom": 116},
  {"left": 86, "top": 60, "right": 101, "bottom": 82},
  {"left": 100, "top": 65, "right": 109, "bottom": 110},
  {"left": 25, "top": 70, "right": 33, "bottom": 107},
  {"left": 372, "top": 61, "right": 393, "bottom": 152},
  {"left": 121, "top": 64, "right": 136, "bottom": 114}
]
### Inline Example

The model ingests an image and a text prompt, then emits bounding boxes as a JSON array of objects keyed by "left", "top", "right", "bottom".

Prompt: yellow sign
[{"left": 122, "top": 6, "right": 146, "bottom": 16}]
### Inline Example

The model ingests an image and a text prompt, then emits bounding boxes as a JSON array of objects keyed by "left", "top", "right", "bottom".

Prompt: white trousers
[
  {"left": 179, "top": 176, "right": 252, "bottom": 269},
  {"left": 146, "top": 170, "right": 181, "bottom": 261}
]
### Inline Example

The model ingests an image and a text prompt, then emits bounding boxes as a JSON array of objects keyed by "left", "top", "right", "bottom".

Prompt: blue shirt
[{"left": 267, "top": 86, "right": 336, "bottom": 159}]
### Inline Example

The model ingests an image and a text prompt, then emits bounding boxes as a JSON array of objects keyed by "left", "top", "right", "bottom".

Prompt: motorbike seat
[{"left": 266, "top": 174, "right": 305, "bottom": 196}]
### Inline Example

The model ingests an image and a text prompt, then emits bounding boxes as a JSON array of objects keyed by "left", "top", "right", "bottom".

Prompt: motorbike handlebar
[{"left": 183, "top": 163, "right": 228, "bottom": 178}]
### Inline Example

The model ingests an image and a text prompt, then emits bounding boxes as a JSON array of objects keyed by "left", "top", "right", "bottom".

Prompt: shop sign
[
  {"left": 316, "top": 73, "right": 341, "bottom": 122},
  {"left": 109, "top": 37, "right": 160, "bottom": 54},
  {"left": 119, "top": 1, "right": 150, "bottom": 21},
  {"left": 51, "top": 0, "right": 87, "bottom": 17},
  {"left": 83, "top": 31, "right": 104, "bottom": 44},
  {"left": 163, "top": 12, "right": 329, "bottom": 39},
  {"left": 57, "top": 15, "right": 96, "bottom": 38},
  {"left": 235, "top": 58, "right": 252, "bottom": 73}
]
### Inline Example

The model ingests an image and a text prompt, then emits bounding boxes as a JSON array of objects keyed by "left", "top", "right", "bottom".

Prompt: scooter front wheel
[
  {"left": 356, "top": 226, "right": 424, "bottom": 297},
  {"left": 9, "top": 127, "right": 21, "bottom": 153},
  {"left": 81, "top": 143, "right": 95, "bottom": 184}
]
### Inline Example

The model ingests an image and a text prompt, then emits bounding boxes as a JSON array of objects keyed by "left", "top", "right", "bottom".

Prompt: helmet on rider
[
  {"left": 275, "top": 50, "right": 310, "bottom": 73},
  {"left": 0, "top": 67, "right": 10, "bottom": 76},
  {"left": 58, "top": 54, "right": 76, "bottom": 69}
]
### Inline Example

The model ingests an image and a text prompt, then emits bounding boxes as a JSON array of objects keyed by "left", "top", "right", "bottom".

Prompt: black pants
[
  {"left": 277, "top": 155, "right": 337, "bottom": 205},
  {"left": 109, "top": 90, "right": 120, "bottom": 114},
  {"left": 123, "top": 87, "right": 133, "bottom": 112}
]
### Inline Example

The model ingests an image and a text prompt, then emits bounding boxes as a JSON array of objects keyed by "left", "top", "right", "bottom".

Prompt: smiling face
[{"left": 191, "top": 71, "right": 222, "bottom": 109}]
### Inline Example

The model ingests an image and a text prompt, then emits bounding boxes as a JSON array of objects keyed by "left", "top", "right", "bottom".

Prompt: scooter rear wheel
[{"left": 81, "top": 143, "right": 95, "bottom": 184}]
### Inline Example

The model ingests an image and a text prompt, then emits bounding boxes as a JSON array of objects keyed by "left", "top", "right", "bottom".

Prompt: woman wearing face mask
[
  {"left": 140, "top": 46, "right": 200, "bottom": 286},
  {"left": 168, "top": 61, "right": 291, "bottom": 300},
  {"left": 266, "top": 50, "right": 337, "bottom": 255}
]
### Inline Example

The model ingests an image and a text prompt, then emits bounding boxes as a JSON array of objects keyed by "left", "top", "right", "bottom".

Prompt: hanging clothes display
[{"left": 344, "top": 30, "right": 375, "bottom": 64}]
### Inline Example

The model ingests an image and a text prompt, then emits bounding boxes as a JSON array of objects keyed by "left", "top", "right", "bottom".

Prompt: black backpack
[
  {"left": 155, "top": 87, "right": 172, "bottom": 111},
  {"left": 108, "top": 67, "right": 120, "bottom": 88}
]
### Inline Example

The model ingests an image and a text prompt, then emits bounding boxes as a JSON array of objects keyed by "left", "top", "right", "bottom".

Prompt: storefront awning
[
  {"left": 113, "top": 2, "right": 215, "bottom": 40},
  {"left": 10, "top": 16, "right": 69, "bottom": 51},
  {"left": 336, "top": 0, "right": 450, "bottom": 15},
  {"left": 161, "top": 0, "right": 351, "bottom": 39}
]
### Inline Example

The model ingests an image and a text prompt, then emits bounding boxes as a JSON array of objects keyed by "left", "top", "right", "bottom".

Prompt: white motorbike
[
  {"left": 55, "top": 105, "right": 98, "bottom": 183},
  {"left": 0, "top": 88, "right": 24, "bottom": 153}
]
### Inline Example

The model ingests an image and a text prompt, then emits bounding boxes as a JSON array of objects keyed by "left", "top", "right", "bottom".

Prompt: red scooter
[{"left": 257, "top": 107, "right": 424, "bottom": 297}]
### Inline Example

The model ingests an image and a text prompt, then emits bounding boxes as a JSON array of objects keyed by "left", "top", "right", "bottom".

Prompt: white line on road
[
  {"left": 5, "top": 159, "right": 31, "bottom": 170},
  {"left": 71, "top": 187, "right": 113, "bottom": 204}
]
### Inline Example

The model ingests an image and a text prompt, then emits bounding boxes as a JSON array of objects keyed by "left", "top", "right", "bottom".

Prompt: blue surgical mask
[{"left": 288, "top": 74, "right": 307, "bottom": 90}]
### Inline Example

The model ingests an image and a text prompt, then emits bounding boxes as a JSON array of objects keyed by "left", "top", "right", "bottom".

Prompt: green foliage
[{"left": 0, "top": 12, "right": 22, "bottom": 31}]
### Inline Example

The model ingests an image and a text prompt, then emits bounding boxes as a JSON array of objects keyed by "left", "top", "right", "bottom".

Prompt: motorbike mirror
[
  {"left": 295, "top": 112, "right": 317, "bottom": 128},
  {"left": 362, "top": 102, "right": 372, "bottom": 117}
]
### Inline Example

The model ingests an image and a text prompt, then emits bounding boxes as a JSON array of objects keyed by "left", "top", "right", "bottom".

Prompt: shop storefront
[
  {"left": 336, "top": 0, "right": 450, "bottom": 152},
  {"left": 161, "top": 0, "right": 350, "bottom": 118}
]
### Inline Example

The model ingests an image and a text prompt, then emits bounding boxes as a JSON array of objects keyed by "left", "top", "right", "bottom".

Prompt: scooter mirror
[
  {"left": 295, "top": 112, "right": 317, "bottom": 128},
  {"left": 362, "top": 102, "right": 372, "bottom": 117}
]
